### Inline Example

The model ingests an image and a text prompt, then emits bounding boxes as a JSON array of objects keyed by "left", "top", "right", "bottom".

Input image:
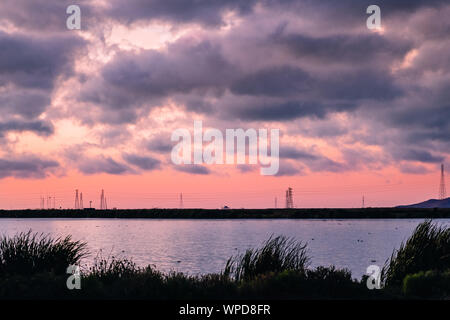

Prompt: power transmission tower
[
  {"left": 362, "top": 196, "right": 365, "bottom": 208},
  {"left": 179, "top": 193, "right": 183, "bottom": 209},
  {"left": 100, "top": 189, "right": 107, "bottom": 209},
  {"left": 289, "top": 187, "right": 293, "bottom": 208},
  {"left": 80, "top": 193, "right": 84, "bottom": 209},
  {"left": 439, "top": 163, "right": 447, "bottom": 200},
  {"left": 75, "top": 189, "right": 79, "bottom": 209},
  {"left": 285, "top": 187, "right": 293, "bottom": 208}
]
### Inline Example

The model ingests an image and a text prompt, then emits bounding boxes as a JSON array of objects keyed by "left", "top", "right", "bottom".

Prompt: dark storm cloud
[
  {"left": 320, "top": 69, "right": 402, "bottom": 101},
  {"left": 79, "top": 39, "right": 235, "bottom": 123},
  {"left": 174, "top": 165, "right": 211, "bottom": 175},
  {"left": 0, "top": 91, "right": 50, "bottom": 119},
  {"left": 80, "top": 3, "right": 409, "bottom": 127},
  {"left": 0, "top": 120, "right": 54, "bottom": 137},
  {"left": 394, "top": 149, "right": 444, "bottom": 164},
  {"left": 339, "top": 0, "right": 448, "bottom": 12},
  {"left": 275, "top": 33, "right": 412, "bottom": 65},
  {"left": 231, "top": 66, "right": 401, "bottom": 101},
  {"left": 3, "top": 0, "right": 441, "bottom": 175},
  {"left": 105, "top": 0, "right": 297, "bottom": 27},
  {"left": 101, "top": 39, "right": 233, "bottom": 97},
  {"left": 390, "top": 102, "right": 450, "bottom": 133},
  {"left": 123, "top": 154, "right": 161, "bottom": 170},
  {"left": 298, "top": 0, "right": 449, "bottom": 28},
  {"left": 0, "top": 156, "right": 59, "bottom": 179},
  {"left": 79, "top": 157, "right": 131, "bottom": 175},
  {"left": 379, "top": 82, "right": 450, "bottom": 150},
  {"left": 279, "top": 146, "right": 352, "bottom": 173},
  {"left": 0, "top": 0, "right": 95, "bottom": 31},
  {"left": 0, "top": 31, "right": 85, "bottom": 137},
  {"left": 223, "top": 99, "right": 354, "bottom": 121},
  {"left": 230, "top": 66, "right": 313, "bottom": 97},
  {"left": 274, "top": 161, "right": 302, "bottom": 176},
  {"left": 146, "top": 138, "right": 173, "bottom": 153},
  {"left": 280, "top": 146, "right": 318, "bottom": 160},
  {"left": 101, "top": 0, "right": 450, "bottom": 29},
  {"left": 0, "top": 31, "right": 84, "bottom": 90}
]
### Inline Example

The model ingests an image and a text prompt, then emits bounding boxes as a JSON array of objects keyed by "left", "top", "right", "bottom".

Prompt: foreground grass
[
  {"left": 382, "top": 220, "right": 450, "bottom": 287},
  {"left": 224, "top": 236, "right": 310, "bottom": 282},
  {"left": 0, "top": 231, "right": 87, "bottom": 276},
  {"left": 0, "top": 221, "right": 449, "bottom": 299}
]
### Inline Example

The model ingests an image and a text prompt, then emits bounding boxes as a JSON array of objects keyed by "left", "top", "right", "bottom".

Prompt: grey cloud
[
  {"left": 279, "top": 146, "right": 367, "bottom": 173},
  {"left": 236, "top": 164, "right": 256, "bottom": 173},
  {"left": 0, "top": 91, "right": 50, "bottom": 119},
  {"left": 79, "top": 157, "right": 131, "bottom": 175},
  {"left": 79, "top": 39, "right": 235, "bottom": 123},
  {"left": 319, "top": 69, "right": 402, "bottom": 101},
  {"left": 394, "top": 149, "right": 444, "bottom": 163},
  {"left": 231, "top": 66, "right": 312, "bottom": 97},
  {"left": 174, "top": 165, "right": 211, "bottom": 175},
  {"left": 0, "top": 156, "right": 59, "bottom": 179},
  {"left": 307, "top": 157, "right": 349, "bottom": 173},
  {"left": 123, "top": 154, "right": 161, "bottom": 171},
  {"left": 0, "top": 0, "right": 95, "bottom": 31},
  {"left": 222, "top": 98, "right": 351, "bottom": 121},
  {"left": 275, "top": 161, "right": 302, "bottom": 176},
  {"left": 276, "top": 33, "right": 412, "bottom": 66},
  {"left": 399, "top": 163, "right": 432, "bottom": 174},
  {"left": 105, "top": 0, "right": 297, "bottom": 27},
  {"left": 0, "top": 30, "right": 85, "bottom": 137},
  {"left": 280, "top": 146, "right": 319, "bottom": 160},
  {"left": 0, "top": 120, "right": 54, "bottom": 137},
  {"left": 0, "top": 31, "right": 85, "bottom": 90},
  {"left": 298, "top": 0, "right": 449, "bottom": 29},
  {"left": 232, "top": 64, "right": 402, "bottom": 101},
  {"left": 146, "top": 138, "right": 173, "bottom": 153},
  {"left": 1, "top": 0, "right": 447, "bottom": 176}
]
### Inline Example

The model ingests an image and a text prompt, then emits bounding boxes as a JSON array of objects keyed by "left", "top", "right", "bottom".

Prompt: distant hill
[{"left": 397, "top": 198, "right": 450, "bottom": 208}]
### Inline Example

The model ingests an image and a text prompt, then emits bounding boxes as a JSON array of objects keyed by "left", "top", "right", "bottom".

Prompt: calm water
[{"left": 1, "top": 218, "right": 449, "bottom": 279}]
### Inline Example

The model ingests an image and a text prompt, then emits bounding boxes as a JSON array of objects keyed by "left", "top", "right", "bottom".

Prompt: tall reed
[
  {"left": 0, "top": 230, "right": 88, "bottom": 276},
  {"left": 382, "top": 220, "right": 450, "bottom": 286},
  {"left": 223, "top": 235, "right": 309, "bottom": 282}
]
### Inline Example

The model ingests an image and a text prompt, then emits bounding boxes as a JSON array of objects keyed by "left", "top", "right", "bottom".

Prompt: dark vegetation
[
  {"left": 0, "top": 220, "right": 449, "bottom": 299},
  {"left": 223, "top": 236, "right": 310, "bottom": 282},
  {"left": 382, "top": 220, "right": 450, "bottom": 286},
  {"left": 0, "top": 231, "right": 87, "bottom": 276},
  {"left": 0, "top": 208, "right": 450, "bottom": 219}
]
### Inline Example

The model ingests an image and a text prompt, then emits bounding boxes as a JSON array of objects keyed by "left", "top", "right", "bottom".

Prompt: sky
[{"left": 0, "top": 0, "right": 449, "bottom": 209}]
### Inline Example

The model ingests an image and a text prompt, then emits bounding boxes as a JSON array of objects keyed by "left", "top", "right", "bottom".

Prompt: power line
[{"left": 439, "top": 163, "right": 447, "bottom": 200}]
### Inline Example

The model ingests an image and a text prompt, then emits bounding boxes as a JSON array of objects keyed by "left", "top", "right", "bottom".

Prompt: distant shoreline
[{"left": 0, "top": 208, "right": 450, "bottom": 219}]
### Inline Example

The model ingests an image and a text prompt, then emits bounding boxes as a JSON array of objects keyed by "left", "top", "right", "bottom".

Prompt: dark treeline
[{"left": 0, "top": 208, "right": 450, "bottom": 219}]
